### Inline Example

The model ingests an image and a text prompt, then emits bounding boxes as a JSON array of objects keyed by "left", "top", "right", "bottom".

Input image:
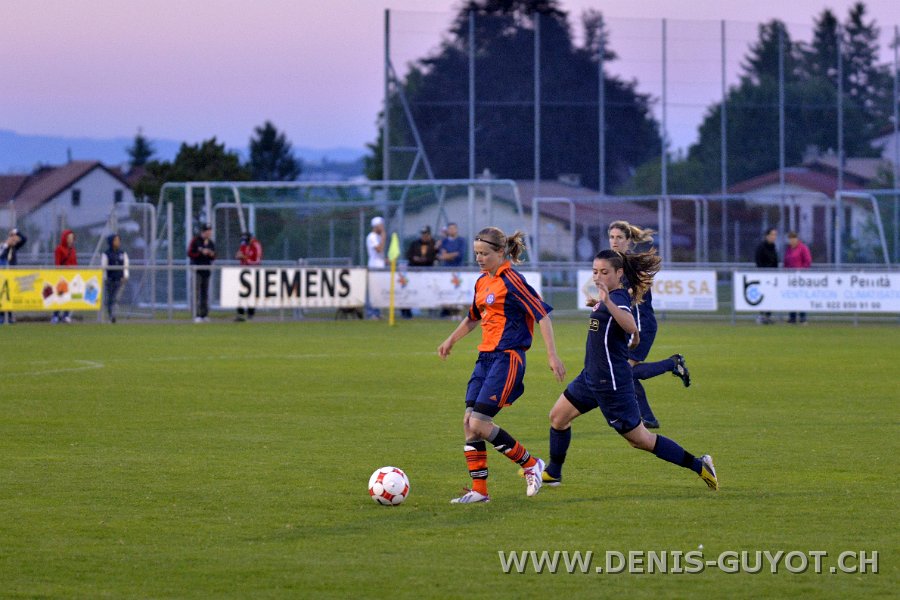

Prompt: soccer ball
[{"left": 368, "top": 466, "right": 410, "bottom": 506}]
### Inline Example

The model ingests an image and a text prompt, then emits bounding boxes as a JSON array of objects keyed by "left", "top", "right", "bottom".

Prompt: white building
[
  {"left": 401, "top": 177, "right": 661, "bottom": 263},
  {"left": 0, "top": 161, "right": 136, "bottom": 257}
]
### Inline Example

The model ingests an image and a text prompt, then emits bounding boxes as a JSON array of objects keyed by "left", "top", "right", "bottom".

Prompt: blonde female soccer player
[
  {"left": 438, "top": 227, "right": 566, "bottom": 503},
  {"left": 547, "top": 249, "right": 717, "bottom": 490}
]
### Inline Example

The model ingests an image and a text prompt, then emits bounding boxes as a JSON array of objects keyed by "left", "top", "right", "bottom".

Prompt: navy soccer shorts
[
  {"left": 564, "top": 371, "right": 641, "bottom": 434},
  {"left": 465, "top": 349, "right": 526, "bottom": 418}
]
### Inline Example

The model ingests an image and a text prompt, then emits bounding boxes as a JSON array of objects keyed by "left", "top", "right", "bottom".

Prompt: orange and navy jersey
[{"left": 468, "top": 261, "right": 551, "bottom": 352}]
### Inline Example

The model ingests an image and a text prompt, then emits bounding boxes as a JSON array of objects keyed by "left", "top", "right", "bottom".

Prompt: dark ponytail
[{"left": 595, "top": 248, "right": 660, "bottom": 306}]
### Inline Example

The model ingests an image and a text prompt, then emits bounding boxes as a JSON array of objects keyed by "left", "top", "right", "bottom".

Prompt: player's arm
[
  {"left": 437, "top": 316, "right": 478, "bottom": 360},
  {"left": 628, "top": 331, "right": 640, "bottom": 350},
  {"left": 537, "top": 317, "right": 566, "bottom": 382},
  {"left": 599, "top": 284, "right": 637, "bottom": 334}
]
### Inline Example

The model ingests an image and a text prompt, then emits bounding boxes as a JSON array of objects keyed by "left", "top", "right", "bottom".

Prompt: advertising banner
[
  {"left": 368, "top": 270, "right": 543, "bottom": 309},
  {"left": 576, "top": 270, "right": 718, "bottom": 311},
  {"left": 0, "top": 269, "right": 103, "bottom": 311},
  {"left": 220, "top": 267, "right": 367, "bottom": 308},
  {"left": 733, "top": 271, "right": 900, "bottom": 313}
]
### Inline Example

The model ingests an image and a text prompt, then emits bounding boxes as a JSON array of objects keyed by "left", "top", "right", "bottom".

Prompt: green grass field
[{"left": 1, "top": 318, "right": 897, "bottom": 598}]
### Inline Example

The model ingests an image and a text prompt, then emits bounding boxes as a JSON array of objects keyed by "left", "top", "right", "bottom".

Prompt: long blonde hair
[
  {"left": 608, "top": 220, "right": 655, "bottom": 249},
  {"left": 475, "top": 227, "right": 528, "bottom": 264}
]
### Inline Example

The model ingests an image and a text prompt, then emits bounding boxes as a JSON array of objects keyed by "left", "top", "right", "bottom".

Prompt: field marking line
[
  {"left": 2, "top": 360, "right": 106, "bottom": 377},
  {"left": 0, "top": 351, "right": 438, "bottom": 372}
]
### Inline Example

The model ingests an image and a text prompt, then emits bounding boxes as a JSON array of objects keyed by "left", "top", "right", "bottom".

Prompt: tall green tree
[
  {"left": 842, "top": 2, "right": 892, "bottom": 139},
  {"left": 663, "top": 9, "right": 886, "bottom": 195},
  {"left": 133, "top": 138, "right": 251, "bottom": 202},
  {"left": 366, "top": 0, "right": 660, "bottom": 190},
  {"left": 802, "top": 9, "right": 840, "bottom": 84},
  {"left": 126, "top": 128, "right": 155, "bottom": 168},
  {"left": 248, "top": 121, "right": 302, "bottom": 181}
]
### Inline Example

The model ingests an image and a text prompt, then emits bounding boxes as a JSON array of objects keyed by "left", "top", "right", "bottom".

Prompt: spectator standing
[
  {"left": 235, "top": 231, "right": 263, "bottom": 321},
  {"left": 403, "top": 226, "right": 437, "bottom": 318},
  {"left": 53, "top": 229, "right": 77, "bottom": 324},
  {"left": 188, "top": 223, "right": 216, "bottom": 323},
  {"left": 437, "top": 222, "right": 465, "bottom": 267},
  {"left": 753, "top": 228, "right": 778, "bottom": 325},
  {"left": 407, "top": 226, "right": 437, "bottom": 267},
  {"left": 783, "top": 231, "right": 812, "bottom": 324},
  {"left": 0, "top": 228, "right": 27, "bottom": 324},
  {"left": 100, "top": 234, "right": 129, "bottom": 324},
  {"left": 365, "top": 216, "right": 386, "bottom": 319}
]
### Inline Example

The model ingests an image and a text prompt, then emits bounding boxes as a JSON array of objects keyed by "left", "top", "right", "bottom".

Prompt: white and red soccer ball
[{"left": 368, "top": 466, "right": 410, "bottom": 506}]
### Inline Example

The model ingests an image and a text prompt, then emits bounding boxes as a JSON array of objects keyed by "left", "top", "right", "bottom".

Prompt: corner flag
[{"left": 388, "top": 233, "right": 400, "bottom": 326}]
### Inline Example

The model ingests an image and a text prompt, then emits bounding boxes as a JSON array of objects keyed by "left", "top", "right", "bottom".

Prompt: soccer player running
[
  {"left": 438, "top": 227, "right": 566, "bottom": 504},
  {"left": 548, "top": 249, "right": 717, "bottom": 490},
  {"left": 607, "top": 221, "right": 690, "bottom": 428},
  {"left": 533, "top": 221, "right": 692, "bottom": 487}
]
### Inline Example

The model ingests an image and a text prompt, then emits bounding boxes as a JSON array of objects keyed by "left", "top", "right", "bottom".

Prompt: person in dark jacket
[
  {"left": 401, "top": 226, "right": 438, "bottom": 318},
  {"left": 754, "top": 228, "right": 779, "bottom": 324},
  {"left": 0, "top": 228, "right": 27, "bottom": 324},
  {"left": 188, "top": 223, "right": 216, "bottom": 322},
  {"left": 407, "top": 226, "right": 437, "bottom": 267},
  {"left": 101, "top": 234, "right": 129, "bottom": 323}
]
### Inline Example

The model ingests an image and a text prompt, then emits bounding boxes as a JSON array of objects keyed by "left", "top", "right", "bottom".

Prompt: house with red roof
[
  {"left": 0, "top": 160, "right": 135, "bottom": 257},
  {"left": 725, "top": 153, "right": 890, "bottom": 262}
]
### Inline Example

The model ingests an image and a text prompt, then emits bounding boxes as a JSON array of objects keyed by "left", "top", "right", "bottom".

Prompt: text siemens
[{"left": 238, "top": 268, "right": 351, "bottom": 300}]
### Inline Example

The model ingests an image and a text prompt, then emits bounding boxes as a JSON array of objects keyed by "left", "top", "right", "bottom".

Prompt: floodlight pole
[
  {"left": 533, "top": 11, "right": 541, "bottom": 202},
  {"left": 383, "top": 9, "right": 391, "bottom": 183},
  {"left": 721, "top": 20, "right": 729, "bottom": 260},
  {"left": 598, "top": 24, "right": 606, "bottom": 197}
]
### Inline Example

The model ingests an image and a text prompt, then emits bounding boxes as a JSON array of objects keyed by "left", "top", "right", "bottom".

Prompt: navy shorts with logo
[
  {"left": 465, "top": 349, "right": 526, "bottom": 417},
  {"left": 563, "top": 370, "right": 641, "bottom": 434}
]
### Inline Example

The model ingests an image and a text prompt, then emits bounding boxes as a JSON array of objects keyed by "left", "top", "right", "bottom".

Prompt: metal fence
[
  {"left": 3, "top": 263, "right": 897, "bottom": 325},
  {"left": 386, "top": 9, "right": 900, "bottom": 196}
]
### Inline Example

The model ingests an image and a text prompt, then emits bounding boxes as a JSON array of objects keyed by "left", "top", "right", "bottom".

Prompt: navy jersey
[
  {"left": 633, "top": 286, "right": 657, "bottom": 332},
  {"left": 582, "top": 288, "right": 634, "bottom": 392}
]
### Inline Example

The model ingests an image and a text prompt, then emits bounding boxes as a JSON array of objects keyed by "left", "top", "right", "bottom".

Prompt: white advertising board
[
  {"left": 733, "top": 271, "right": 900, "bottom": 313},
  {"left": 368, "top": 270, "right": 543, "bottom": 309},
  {"left": 220, "top": 267, "right": 367, "bottom": 308},
  {"left": 576, "top": 270, "right": 718, "bottom": 311}
]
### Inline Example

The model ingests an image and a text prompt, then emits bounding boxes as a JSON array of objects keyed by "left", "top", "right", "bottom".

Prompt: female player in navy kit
[
  {"left": 438, "top": 227, "right": 566, "bottom": 503},
  {"left": 547, "top": 249, "right": 717, "bottom": 490},
  {"left": 608, "top": 221, "right": 690, "bottom": 428},
  {"left": 531, "top": 221, "right": 690, "bottom": 487}
]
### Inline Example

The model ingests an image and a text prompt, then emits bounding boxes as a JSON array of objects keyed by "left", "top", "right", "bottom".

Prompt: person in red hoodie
[
  {"left": 784, "top": 231, "right": 812, "bottom": 325},
  {"left": 234, "top": 231, "right": 262, "bottom": 321},
  {"left": 53, "top": 229, "right": 77, "bottom": 324}
]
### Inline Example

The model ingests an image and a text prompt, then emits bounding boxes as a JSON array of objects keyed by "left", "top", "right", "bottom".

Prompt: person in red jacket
[
  {"left": 52, "top": 229, "right": 77, "bottom": 324},
  {"left": 235, "top": 231, "right": 262, "bottom": 321},
  {"left": 784, "top": 231, "right": 812, "bottom": 324}
]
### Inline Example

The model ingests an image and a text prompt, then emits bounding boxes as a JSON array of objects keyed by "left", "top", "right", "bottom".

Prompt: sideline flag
[{"left": 388, "top": 233, "right": 400, "bottom": 326}]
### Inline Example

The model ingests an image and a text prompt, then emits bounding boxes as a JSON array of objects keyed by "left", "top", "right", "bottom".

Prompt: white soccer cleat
[
  {"left": 524, "top": 458, "right": 545, "bottom": 497},
  {"left": 450, "top": 488, "right": 490, "bottom": 504}
]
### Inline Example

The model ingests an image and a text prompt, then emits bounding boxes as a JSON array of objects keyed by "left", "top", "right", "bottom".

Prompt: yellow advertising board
[{"left": 0, "top": 269, "right": 104, "bottom": 312}]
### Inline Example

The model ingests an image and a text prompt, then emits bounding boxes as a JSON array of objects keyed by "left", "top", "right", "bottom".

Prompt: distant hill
[{"left": 0, "top": 129, "right": 366, "bottom": 173}]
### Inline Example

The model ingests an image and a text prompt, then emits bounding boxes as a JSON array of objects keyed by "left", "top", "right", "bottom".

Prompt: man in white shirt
[
  {"left": 367, "top": 217, "right": 386, "bottom": 268},
  {"left": 365, "top": 217, "right": 386, "bottom": 318}
]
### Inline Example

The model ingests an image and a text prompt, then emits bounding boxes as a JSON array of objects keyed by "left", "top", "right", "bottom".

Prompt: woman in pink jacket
[{"left": 784, "top": 231, "right": 812, "bottom": 324}]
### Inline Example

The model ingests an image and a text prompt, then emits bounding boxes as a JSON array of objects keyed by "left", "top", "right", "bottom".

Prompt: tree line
[
  {"left": 366, "top": 0, "right": 896, "bottom": 193},
  {"left": 131, "top": 121, "right": 302, "bottom": 201}
]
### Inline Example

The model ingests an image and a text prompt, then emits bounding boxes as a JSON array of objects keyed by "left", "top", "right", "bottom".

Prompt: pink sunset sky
[{"left": 1, "top": 0, "right": 897, "bottom": 153}]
